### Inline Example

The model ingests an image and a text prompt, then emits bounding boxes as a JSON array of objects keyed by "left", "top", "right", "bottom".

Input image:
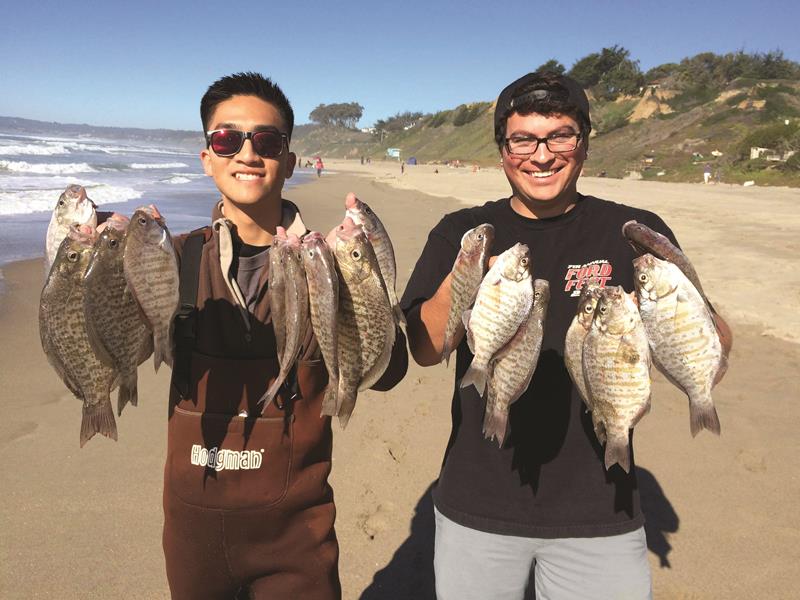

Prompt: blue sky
[{"left": 1, "top": 0, "right": 797, "bottom": 132}]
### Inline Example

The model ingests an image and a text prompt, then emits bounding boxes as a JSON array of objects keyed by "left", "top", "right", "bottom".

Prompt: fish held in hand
[
  {"left": 633, "top": 254, "right": 723, "bottom": 437},
  {"left": 622, "top": 220, "right": 732, "bottom": 365},
  {"left": 460, "top": 243, "right": 534, "bottom": 397},
  {"left": 484, "top": 278, "right": 549, "bottom": 447},
  {"left": 40, "top": 225, "right": 118, "bottom": 446},
  {"left": 344, "top": 193, "right": 405, "bottom": 325},
  {"left": 334, "top": 217, "right": 396, "bottom": 428},
  {"left": 45, "top": 185, "right": 97, "bottom": 273},
  {"left": 269, "top": 227, "right": 290, "bottom": 363},
  {"left": 260, "top": 234, "right": 309, "bottom": 410},
  {"left": 442, "top": 223, "right": 494, "bottom": 365},
  {"left": 302, "top": 232, "right": 340, "bottom": 417},
  {"left": 582, "top": 286, "right": 651, "bottom": 473},
  {"left": 564, "top": 282, "right": 603, "bottom": 410},
  {"left": 84, "top": 216, "right": 153, "bottom": 416},
  {"left": 123, "top": 205, "right": 179, "bottom": 371}
]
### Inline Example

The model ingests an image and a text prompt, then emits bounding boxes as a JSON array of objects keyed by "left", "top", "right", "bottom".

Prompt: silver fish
[
  {"left": 334, "top": 217, "right": 395, "bottom": 429},
  {"left": 260, "top": 234, "right": 309, "bottom": 409},
  {"left": 302, "top": 232, "right": 340, "bottom": 417},
  {"left": 622, "top": 220, "right": 732, "bottom": 375},
  {"left": 269, "top": 227, "right": 289, "bottom": 363},
  {"left": 123, "top": 205, "right": 179, "bottom": 371},
  {"left": 633, "top": 254, "right": 723, "bottom": 437},
  {"left": 442, "top": 223, "right": 494, "bottom": 365},
  {"left": 45, "top": 185, "right": 97, "bottom": 273},
  {"left": 564, "top": 282, "right": 603, "bottom": 410},
  {"left": 40, "top": 225, "right": 118, "bottom": 446},
  {"left": 84, "top": 215, "right": 153, "bottom": 416},
  {"left": 460, "top": 243, "right": 534, "bottom": 397},
  {"left": 582, "top": 286, "right": 651, "bottom": 473},
  {"left": 344, "top": 193, "right": 405, "bottom": 325},
  {"left": 484, "top": 278, "right": 549, "bottom": 447}
]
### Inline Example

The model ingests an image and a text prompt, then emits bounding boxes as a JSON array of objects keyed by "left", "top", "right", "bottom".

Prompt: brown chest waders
[{"left": 163, "top": 228, "right": 340, "bottom": 600}]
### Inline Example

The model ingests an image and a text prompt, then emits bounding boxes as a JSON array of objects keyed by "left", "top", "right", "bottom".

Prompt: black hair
[
  {"left": 495, "top": 71, "right": 591, "bottom": 149},
  {"left": 200, "top": 72, "right": 295, "bottom": 140}
]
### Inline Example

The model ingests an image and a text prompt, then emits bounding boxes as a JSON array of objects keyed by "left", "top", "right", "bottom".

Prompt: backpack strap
[{"left": 172, "top": 227, "right": 208, "bottom": 399}]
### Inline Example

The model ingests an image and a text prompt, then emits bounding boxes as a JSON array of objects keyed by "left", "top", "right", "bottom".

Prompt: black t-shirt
[{"left": 400, "top": 194, "right": 678, "bottom": 538}]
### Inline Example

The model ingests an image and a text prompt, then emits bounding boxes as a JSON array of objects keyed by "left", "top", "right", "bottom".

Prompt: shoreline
[{"left": 2, "top": 170, "right": 799, "bottom": 599}]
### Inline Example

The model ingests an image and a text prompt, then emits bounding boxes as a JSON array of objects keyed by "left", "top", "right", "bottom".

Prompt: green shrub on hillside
[
  {"left": 667, "top": 85, "right": 719, "bottom": 111},
  {"left": 427, "top": 111, "right": 449, "bottom": 128},
  {"left": 593, "top": 100, "right": 637, "bottom": 134},
  {"left": 703, "top": 108, "right": 739, "bottom": 126},
  {"left": 452, "top": 103, "right": 487, "bottom": 127},
  {"left": 725, "top": 92, "right": 749, "bottom": 106},
  {"left": 737, "top": 121, "right": 800, "bottom": 157}
]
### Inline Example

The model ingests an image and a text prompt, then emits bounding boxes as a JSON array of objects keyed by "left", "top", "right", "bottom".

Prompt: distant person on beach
[
  {"left": 315, "top": 156, "right": 324, "bottom": 177},
  {"left": 715, "top": 167, "right": 721, "bottom": 184},
  {"left": 161, "top": 71, "right": 407, "bottom": 599},
  {"left": 704, "top": 163, "right": 712, "bottom": 184},
  {"left": 401, "top": 71, "right": 722, "bottom": 599},
  {"left": 401, "top": 161, "right": 405, "bottom": 175}
]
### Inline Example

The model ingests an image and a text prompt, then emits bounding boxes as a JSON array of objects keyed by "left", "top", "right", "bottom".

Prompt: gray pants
[{"left": 434, "top": 507, "right": 652, "bottom": 600}]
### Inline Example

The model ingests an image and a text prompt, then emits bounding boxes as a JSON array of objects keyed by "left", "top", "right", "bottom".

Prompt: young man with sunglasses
[
  {"left": 401, "top": 72, "right": 677, "bottom": 599},
  {"left": 162, "top": 72, "right": 407, "bottom": 600}
]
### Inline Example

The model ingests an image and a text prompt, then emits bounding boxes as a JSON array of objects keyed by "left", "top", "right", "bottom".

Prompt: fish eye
[
  {"left": 109, "top": 239, "right": 118, "bottom": 248},
  {"left": 599, "top": 305, "right": 607, "bottom": 314},
  {"left": 138, "top": 216, "right": 147, "bottom": 225},
  {"left": 351, "top": 249, "right": 361, "bottom": 260},
  {"left": 638, "top": 273, "right": 648, "bottom": 282},
  {"left": 584, "top": 303, "right": 594, "bottom": 313},
  {"left": 67, "top": 251, "right": 79, "bottom": 262},
  {"left": 58, "top": 200, "right": 65, "bottom": 206},
  {"left": 520, "top": 257, "right": 528, "bottom": 266},
  {"left": 477, "top": 233, "right": 484, "bottom": 240}
]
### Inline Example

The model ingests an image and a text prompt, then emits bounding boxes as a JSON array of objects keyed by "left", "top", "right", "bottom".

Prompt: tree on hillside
[
  {"left": 568, "top": 45, "right": 632, "bottom": 88},
  {"left": 309, "top": 102, "right": 364, "bottom": 128},
  {"left": 374, "top": 111, "right": 425, "bottom": 133},
  {"left": 536, "top": 59, "right": 565, "bottom": 75},
  {"left": 567, "top": 46, "right": 642, "bottom": 100}
]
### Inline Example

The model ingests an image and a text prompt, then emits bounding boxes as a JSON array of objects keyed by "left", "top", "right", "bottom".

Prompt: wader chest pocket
[{"left": 167, "top": 406, "right": 294, "bottom": 510}]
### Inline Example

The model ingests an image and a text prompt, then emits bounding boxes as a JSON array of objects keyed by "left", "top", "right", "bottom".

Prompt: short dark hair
[
  {"left": 494, "top": 71, "right": 591, "bottom": 149},
  {"left": 200, "top": 72, "right": 295, "bottom": 140}
]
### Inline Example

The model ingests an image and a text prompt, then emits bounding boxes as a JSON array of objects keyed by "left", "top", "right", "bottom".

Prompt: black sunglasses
[{"left": 205, "top": 129, "right": 288, "bottom": 158}]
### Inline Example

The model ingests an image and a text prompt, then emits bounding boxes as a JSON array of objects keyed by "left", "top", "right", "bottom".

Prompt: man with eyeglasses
[
  {"left": 401, "top": 72, "right": 678, "bottom": 599},
  {"left": 161, "top": 72, "right": 407, "bottom": 600}
]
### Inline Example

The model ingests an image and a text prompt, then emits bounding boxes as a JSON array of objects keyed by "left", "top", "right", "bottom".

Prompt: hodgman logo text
[{"left": 190, "top": 444, "right": 264, "bottom": 471}]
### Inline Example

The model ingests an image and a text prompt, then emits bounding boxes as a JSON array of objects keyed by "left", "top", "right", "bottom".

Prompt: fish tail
[
  {"left": 320, "top": 383, "right": 338, "bottom": 418},
  {"left": 482, "top": 406, "right": 509, "bottom": 448},
  {"left": 116, "top": 375, "right": 139, "bottom": 416},
  {"left": 689, "top": 394, "right": 721, "bottom": 437},
  {"left": 459, "top": 362, "right": 487, "bottom": 396},
  {"left": 441, "top": 338, "right": 452, "bottom": 366},
  {"left": 604, "top": 434, "right": 631, "bottom": 473},
  {"left": 337, "top": 379, "right": 357, "bottom": 429},
  {"left": 80, "top": 400, "right": 118, "bottom": 447},
  {"left": 257, "top": 374, "right": 286, "bottom": 414},
  {"left": 152, "top": 328, "right": 173, "bottom": 373}
]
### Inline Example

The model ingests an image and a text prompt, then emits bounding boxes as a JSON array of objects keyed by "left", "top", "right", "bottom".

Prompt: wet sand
[{"left": 1, "top": 164, "right": 798, "bottom": 599}]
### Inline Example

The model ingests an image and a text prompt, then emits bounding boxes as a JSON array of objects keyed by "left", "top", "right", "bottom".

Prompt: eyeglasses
[
  {"left": 205, "top": 129, "right": 288, "bottom": 158},
  {"left": 504, "top": 132, "right": 582, "bottom": 157}
]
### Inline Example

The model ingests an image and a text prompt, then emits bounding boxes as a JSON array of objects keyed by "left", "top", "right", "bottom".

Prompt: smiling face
[
  {"left": 200, "top": 94, "right": 295, "bottom": 211},
  {"left": 501, "top": 111, "right": 587, "bottom": 219}
]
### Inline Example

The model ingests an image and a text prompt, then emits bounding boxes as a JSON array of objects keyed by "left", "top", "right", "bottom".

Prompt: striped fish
[
  {"left": 269, "top": 228, "right": 289, "bottom": 364},
  {"left": 345, "top": 193, "right": 405, "bottom": 325},
  {"left": 484, "top": 279, "right": 549, "bottom": 447},
  {"left": 564, "top": 282, "right": 602, "bottom": 409},
  {"left": 40, "top": 225, "right": 118, "bottom": 446},
  {"left": 302, "top": 232, "right": 340, "bottom": 417},
  {"left": 123, "top": 205, "right": 179, "bottom": 371},
  {"left": 84, "top": 215, "right": 153, "bottom": 416},
  {"left": 633, "top": 254, "right": 723, "bottom": 437},
  {"left": 460, "top": 243, "right": 534, "bottom": 397},
  {"left": 334, "top": 217, "right": 395, "bottom": 429},
  {"left": 261, "top": 234, "right": 309, "bottom": 409},
  {"left": 583, "top": 286, "right": 651, "bottom": 473},
  {"left": 441, "top": 223, "right": 494, "bottom": 365}
]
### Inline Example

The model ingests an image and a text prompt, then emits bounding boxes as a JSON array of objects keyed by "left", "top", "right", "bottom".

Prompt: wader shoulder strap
[{"left": 172, "top": 228, "right": 208, "bottom": 399}]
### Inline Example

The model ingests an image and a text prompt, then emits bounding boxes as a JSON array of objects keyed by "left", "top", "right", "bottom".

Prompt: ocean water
[{"left": 0, "top": 131, "right": 312, "bottom": 270}]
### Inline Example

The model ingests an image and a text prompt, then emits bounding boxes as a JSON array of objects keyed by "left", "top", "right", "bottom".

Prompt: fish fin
[
  {"left": 116, "top": 375, "right": 139, "bottom": 416},
  {"left": 689, "top": 395, "right": 721, "bottom": 437},
  {"left": 482, "top": 406, "right": 509, "bottom": 448},
  {"left": 337, "top": 383, "right": 357, "bottom": 429},
  {"left": 320, "top": 383, "right": 338, "bottom": 418},
  {"left": 392, "top": 303, "right": 407, "bottom": 326},
  {"left": 713, "top": 354, "right": 728, "bottom": 387},
  {"left": 592, "top": 414, "right": 607, "bottom": 445},
  {"left": 152, "top": 325, "right": 174, "bottom": 372},
  {"left": 604, "top": 434, "right": 630, "bottom": 473},
  {"left": 462, "top": 310, "right": 475, "bottom": 354},
  {"left": 631, "top": 397, "right": 651, "bottom": 427},
  {"left": 459, "top": 362, "right": 487, "bottom": 396},
  {"left": 80, "top": 400, "right": 118, "bottom": 447},
  {"left": 258, "top": 373, "right": 286, "bottom": 413}
]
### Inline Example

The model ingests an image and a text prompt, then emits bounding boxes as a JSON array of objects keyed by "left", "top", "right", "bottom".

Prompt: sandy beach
[{"left": 1, "top": 161, "right": 799, "bottom": 599}]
